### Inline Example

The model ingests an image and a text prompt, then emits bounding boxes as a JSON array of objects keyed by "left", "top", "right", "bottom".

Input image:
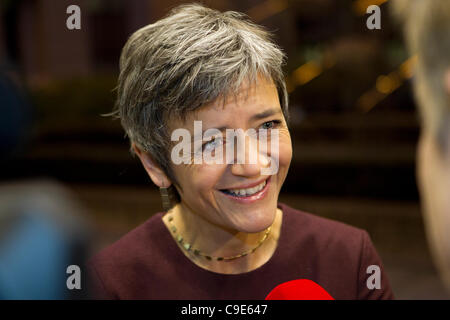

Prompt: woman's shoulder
[
  {"left": 87, "top": 211, "right": 168, "bottom": 271},
  {"left": 86, "top": 211, "right": 179, "bottom": 299},
  {"left": 278, "top": 202, "right": 369, "bottom": 249},
  {"left": 277, "top": 202, "right": 394, "bottom": 300}
]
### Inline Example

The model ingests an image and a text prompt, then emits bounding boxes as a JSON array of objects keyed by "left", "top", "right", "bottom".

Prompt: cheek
[
  {"left": 173, "top": 163, "right": 227, "bottom": 198},
  {"left": 277, "top": 131, "right": 293, "bottom": 169}
]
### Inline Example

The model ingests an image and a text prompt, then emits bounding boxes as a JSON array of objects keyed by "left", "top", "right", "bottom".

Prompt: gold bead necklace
[{"left": 167, "top": 214, "right": 272, "bottom": 261}]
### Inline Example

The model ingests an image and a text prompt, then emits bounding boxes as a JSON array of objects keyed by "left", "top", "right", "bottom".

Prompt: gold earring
[{"left": 159, "top": 186, "right": 172, "bottom": 211}]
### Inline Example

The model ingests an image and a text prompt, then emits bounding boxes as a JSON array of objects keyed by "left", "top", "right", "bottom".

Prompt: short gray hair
[
  {"left": 113, "top": 3, "right": 289, "bottom": 186},
  {"left": 392, "top": 0, "right": 450, "bottom": 152}
]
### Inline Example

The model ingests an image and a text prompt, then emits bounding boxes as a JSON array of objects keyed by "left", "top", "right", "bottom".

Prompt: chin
[{"left": 232, "top": 206, "right": 277, "bottom": 233}]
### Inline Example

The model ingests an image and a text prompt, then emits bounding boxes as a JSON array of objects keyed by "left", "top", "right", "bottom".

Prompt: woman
[{"left": 88, "top": 3, "right": 394, "bottom": 299}]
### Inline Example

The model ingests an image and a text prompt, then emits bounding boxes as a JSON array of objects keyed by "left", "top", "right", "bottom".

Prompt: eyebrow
[
  {"left": 250, "top": 108, "right": 282, "bottom": 122},
  {"left": 200, "top": 108, "right": 282, "bottom": 135}
]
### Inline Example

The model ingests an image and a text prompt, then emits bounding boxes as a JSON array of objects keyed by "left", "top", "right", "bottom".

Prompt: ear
[{"left": 132, "top": 143, "right": 172, "bottom": 188}]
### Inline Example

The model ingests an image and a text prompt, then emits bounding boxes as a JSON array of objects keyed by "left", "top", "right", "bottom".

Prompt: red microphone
[{"left": 265, "top": 279, "right": 334, "bottom": 300}]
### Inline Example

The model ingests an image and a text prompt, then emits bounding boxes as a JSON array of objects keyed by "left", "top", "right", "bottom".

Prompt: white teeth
[
  {"left": 226, "top": 180, "right": 266, "bottom": 196},
  {"left": 248, "top": 186, "right": 257, "bottom": 194}
]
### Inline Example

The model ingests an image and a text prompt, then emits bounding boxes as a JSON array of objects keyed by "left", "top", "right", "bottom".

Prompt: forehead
[{"left": 169, "top": 76, "right": 280, "bottom": 131}]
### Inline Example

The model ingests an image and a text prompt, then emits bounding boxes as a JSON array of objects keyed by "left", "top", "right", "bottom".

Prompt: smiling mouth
[{"left": 219, "top": 179, "right": 268, "bottom": 197}]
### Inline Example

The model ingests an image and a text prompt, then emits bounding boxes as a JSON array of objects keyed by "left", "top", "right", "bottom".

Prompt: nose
[{"left": 230, "top": 133, "right": 270, "bottom": 177}]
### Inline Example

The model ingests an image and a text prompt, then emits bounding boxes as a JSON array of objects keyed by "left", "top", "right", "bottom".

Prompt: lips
[
  {"left": 222, "top": 180, "right": 267, "bottom": 197},
  {"left": 219, "top": 176, "right": 271, "bottom": 203},
  {"left": 224, "top": 177, "right": 269, "bottom": 190}
]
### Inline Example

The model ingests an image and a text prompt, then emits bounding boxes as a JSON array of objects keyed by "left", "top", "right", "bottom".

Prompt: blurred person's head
[
  {"left": 392, "top": 0, "right": 450, "bottom": 290},
  {"left": 0, "top": 68, "right": 90, "bottom": 299}
]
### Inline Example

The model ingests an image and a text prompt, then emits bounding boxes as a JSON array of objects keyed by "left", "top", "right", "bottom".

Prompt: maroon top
[{"left": 87, "top": 203, "right": 394, "bottom": 299}]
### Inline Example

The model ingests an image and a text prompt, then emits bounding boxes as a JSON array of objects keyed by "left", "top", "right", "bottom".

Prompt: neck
[{"left": 162, "top": 202, "right": 283, "bottom": 274}]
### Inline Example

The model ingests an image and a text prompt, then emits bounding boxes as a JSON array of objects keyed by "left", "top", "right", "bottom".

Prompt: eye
[
  {"left": 202, "top": 136, "right": 223, "bottom": 152},
  {"left": 260, "top": 120, "right": 281, "bottom": 130}
]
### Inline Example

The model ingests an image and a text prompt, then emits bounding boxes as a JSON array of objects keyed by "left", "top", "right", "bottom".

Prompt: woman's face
[{"left": 168, "top": 76, "right": 292, "bottom": 233}]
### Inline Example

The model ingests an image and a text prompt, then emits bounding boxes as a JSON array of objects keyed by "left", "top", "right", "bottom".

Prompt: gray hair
[
  {"left": 392, "top": 0, "right": 450, "bottom": 153},
  {"left": 113, "top": 3, "right": 289, "bottom": 187}
]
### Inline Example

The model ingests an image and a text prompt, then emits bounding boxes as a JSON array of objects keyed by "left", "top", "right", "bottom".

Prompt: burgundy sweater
[{"left": 87, "top": 203, "right": 394, "bottom": 299}]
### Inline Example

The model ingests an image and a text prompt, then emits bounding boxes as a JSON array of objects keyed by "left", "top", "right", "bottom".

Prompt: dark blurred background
[{"left": 0, "top": 0, "right": 448, "bottom": 299}]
